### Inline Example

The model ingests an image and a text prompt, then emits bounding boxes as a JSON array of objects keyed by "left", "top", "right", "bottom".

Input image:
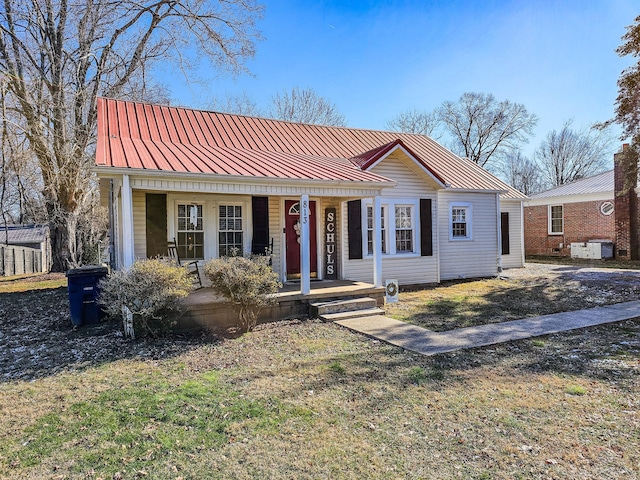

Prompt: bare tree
[
  {"left": 385, "top": 109, "right": 441, "bottom": 137},
  {"left": 614, "top": 14, "right": 640, "bottom": 147},
  {"left": 0, "top": 81, "right": 44, "bottom": 229},
  {"left": 209, "top": 92, "right": 262, "bottom": 116},
  {"left": 268, "top": 87, "right": 346, "bottom": 126},
  {"left": 0, "top": 0, "right": 263, "bottom": 270},
  {"left": 535, "top": 120, "right": 614, "bottom": 187},
  {"left": 500, "top": 150, "right": 543, "bottom": 195},
  {"left": 437, "top": 92, "right": 538, "bottom": 169}
]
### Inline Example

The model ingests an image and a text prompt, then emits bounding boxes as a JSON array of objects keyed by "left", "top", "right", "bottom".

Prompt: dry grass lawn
[{"left": 0, "top": 267, "right": 638, "bottom": 479}]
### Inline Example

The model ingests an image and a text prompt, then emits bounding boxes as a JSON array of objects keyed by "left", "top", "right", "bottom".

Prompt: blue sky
[{"left": 161, "top": 0, "right": 637, "bottom": 159}]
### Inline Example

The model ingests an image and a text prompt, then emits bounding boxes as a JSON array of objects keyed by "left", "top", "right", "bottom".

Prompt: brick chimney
[{"left": 614, "top": 143, "right": 639, "bottom": 259}]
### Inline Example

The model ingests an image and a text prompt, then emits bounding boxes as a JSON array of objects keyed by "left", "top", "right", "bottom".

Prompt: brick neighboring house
[
  {"left": 524, "top": 170, "right": 615, "bottom": 257},
  {"left": 614, "top": 144, "right": 640, "bottom": 259}
]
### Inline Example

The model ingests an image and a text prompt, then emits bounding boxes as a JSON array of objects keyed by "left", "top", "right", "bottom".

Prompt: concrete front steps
[{"left": 310, "top": 297, "right": 384, "bottom": 321}]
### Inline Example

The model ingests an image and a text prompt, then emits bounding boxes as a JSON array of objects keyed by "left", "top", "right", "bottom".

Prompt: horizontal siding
[
  {"left": 372, "top": 154, "right": 437, "bottom": 198},
  {"left": 269, "top": 196, "right": 282, "bottom": 279},
  {"left": 132, "top": 190, "right": 146, "bottom": 260},
  {"left": 438, "top": 191, "right": 498, "bottom": 280},
  {"left": 341, "top": 201, "right": 438, "bottom": 285},
  {"left": 501, "top": 200, "right": 524, "bottom": 269}
]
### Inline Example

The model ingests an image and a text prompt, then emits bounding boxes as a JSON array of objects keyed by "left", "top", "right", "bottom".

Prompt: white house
[{"left": 94, "top": 98, "right": 525, "bottom": 293}]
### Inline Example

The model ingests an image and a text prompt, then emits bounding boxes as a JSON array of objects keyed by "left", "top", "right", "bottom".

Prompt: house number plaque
[{"left": 324, "top": 207, "right": 337, "bottom": 279}]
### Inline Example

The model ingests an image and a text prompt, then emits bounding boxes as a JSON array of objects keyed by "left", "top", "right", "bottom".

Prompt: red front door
[{"left": 285, "top": 200, "right": 317, "bottom": 279}]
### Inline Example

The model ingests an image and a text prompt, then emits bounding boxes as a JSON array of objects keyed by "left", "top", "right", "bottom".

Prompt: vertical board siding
[
  {"left": 0, "top": 245, "right": 42, "bottom": 276},
  {"left": 132, "top": 190, "right": 147, "bottom": 260},
  {"left": 438, "top": 191, "right": 498, "bottom": 280},
  {"left": 342, "top": 154, "right": 439, "bottom": 285},
  {"left": 501, "top": 200, "right": 524, "bottom": 269}
]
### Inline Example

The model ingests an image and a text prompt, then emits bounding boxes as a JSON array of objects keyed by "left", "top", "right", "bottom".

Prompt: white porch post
[
  {"left": 300, "top": 194, "right": 311, "bottom": 294},
  {"left": 121, "top": 174, "right": 135, "bottom": 268},
  {"left": 373, "top": 195, "right": 382, "bottom": 288},
  {"left": 496, "top": 192, "right": 503, "bottom": 273}
]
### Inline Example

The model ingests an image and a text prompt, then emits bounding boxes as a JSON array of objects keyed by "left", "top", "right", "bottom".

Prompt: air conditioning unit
[{"left": 570, "top": 241, "right": 614, "bottom": 259}]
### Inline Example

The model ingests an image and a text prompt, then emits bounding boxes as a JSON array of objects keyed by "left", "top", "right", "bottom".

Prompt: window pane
[
  {"left": 177, "top": 204, "right": 204, "bottom": 259},
  {"left": 218, "top": 204, "right": 243, "bottom": 256},
  {"left": 394, "top": 206, "right": 413, "bottom": 253},
  {"left": 451, "top": 206, "right": 469, "bottom": 238},
  {"left": 550, "top": 206, "right": 563, "bottom": 233},
  {"left": 367, "top": 205, "right": 387, "bottom": 254}
]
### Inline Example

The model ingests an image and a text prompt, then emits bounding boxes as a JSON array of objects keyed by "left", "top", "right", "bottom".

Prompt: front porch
[{"left": 177, "top": 280, "right": 386, "bottom": 330}]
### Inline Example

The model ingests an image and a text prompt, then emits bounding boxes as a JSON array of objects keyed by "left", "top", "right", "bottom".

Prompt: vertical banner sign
[{"left": 324, "top": 208, "right": 337, "bottom": 279}]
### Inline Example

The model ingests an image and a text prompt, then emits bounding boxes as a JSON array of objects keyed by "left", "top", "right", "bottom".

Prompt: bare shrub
[
  {"left": 204, "top": 255, "right": 281, "bottom": 333},
  {"left": 98, "top": 259, "right": 193, "bottom": 337}
]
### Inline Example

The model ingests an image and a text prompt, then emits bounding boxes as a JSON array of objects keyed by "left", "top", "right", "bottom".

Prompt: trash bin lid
[{"left": 66, "top": 265, "right": 109, "bottom": 277}]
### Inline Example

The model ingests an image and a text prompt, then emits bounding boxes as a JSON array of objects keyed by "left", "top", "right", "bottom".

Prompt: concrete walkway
[{"left": 334, "top": 300, "right": 640, "bottom": 356}]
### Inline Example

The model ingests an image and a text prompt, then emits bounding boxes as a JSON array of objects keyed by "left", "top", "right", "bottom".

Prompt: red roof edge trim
[{"left": 351, "top": 139, "right": 446, "bottom": 186}]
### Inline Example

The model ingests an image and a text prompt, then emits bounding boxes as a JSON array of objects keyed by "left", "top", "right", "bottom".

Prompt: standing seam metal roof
[
  {"left": 95, "top": 98, "right": 525, "bottom": 198},
  {"left": 528, "top": 170, "right": 614, "bottom": 199}
]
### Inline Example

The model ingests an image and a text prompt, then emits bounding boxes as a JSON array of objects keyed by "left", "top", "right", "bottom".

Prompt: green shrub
[
  {"left": 565, "top": 385, "right": 587, "bottom": 396},
  {"left": 98, "top": 259, "right": 193, "bottom": 337},
  {"left": 204, "top": 255, "right": 281, "bottom": 333}
]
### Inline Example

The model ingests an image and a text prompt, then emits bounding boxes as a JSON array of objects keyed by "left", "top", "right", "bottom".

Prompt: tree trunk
[{"left": 48, "top": 205, "right": 79, "bottom": 272}]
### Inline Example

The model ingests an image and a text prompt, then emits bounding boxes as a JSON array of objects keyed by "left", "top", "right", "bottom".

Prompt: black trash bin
[{"left": 66, "top": 265, "right": 109, "bottom": 326}]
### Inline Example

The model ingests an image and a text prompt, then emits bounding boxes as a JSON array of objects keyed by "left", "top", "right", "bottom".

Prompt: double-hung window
[
  {"left": 449, "top": 203, "right": 472, "bottom": 241},
  {"left": 395, "top": 205, "right": 414, "bottom": 253},
  {"left": 367, "top": 205, "right": 387, "bottom": 254},
  {"left": 361, "top": 199, "right": 417, "bottom": 256},
  {"left": 219, "top": 205, "right": 243, "bottom": 256},
  {"left": 549, "top": 205, "right": 563, "bottom": 234},
  {"left": 177, "top": 203, "right": 204, "bottom": 259}
]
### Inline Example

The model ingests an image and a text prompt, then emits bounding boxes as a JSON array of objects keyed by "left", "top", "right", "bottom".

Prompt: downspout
[
  {"left": 435, "top": 192, "right": 441, "bottom": 283},
  {"left": 496, "top": 192, "right": 503, "bottom": 274},
  {"left": 520, "top": 200, "right": 525, "bottom": 267}
]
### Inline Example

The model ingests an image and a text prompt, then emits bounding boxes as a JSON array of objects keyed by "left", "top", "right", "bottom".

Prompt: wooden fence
[{"left": 0, "top": 245, "right": 43, "bottom": 277}]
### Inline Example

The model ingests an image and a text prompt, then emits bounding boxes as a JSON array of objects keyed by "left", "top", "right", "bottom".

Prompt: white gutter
[{"left": 92, "top": 166, "right": 397, "bottom": 189}]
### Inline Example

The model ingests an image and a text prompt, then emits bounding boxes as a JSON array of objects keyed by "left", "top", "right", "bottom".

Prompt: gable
[{"left": 371, "top": 154, "right": 440, "bottom": 196}]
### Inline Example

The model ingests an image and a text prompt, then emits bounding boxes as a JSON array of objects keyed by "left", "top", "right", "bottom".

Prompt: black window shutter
[
  {"left": 145, "top": 193, "right": 167, "bottom": 257},
  {"left": 420, "top": 198, "right": 433, "bottom": 257},
  {"left": 347, "top": 200, "right": 362, "bottom": 260},
  {"left": 251, "top": 196, "right": 270, "bottom": 255},
  {"left": 501, "top": 212, "right": 510, "bottom": 255}
]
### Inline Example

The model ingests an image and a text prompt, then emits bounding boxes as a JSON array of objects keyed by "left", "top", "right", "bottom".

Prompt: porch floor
[{"left": 178, "top": 280, "right": 386, "bottom": 330}]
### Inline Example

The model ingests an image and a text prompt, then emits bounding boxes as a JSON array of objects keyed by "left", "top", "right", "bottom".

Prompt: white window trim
[
  {"left": 362, "top": 198, "right": 419, "bottom": 257},
  {"left": 548, "top": 204, "right": 564, "bottom": 235},
  {"left": 214, "top": 200, "right": 251, "bottom": 257},
  {"left": 365, "top": 203, "right": 388, "bottom": 256},
  {"left": 167, "top": 196, "right": 252, "bottom": 261},
  {"left": 175, "top": 202, "right": 205, "bottom": 260},
  {"left": 449, "top": 202, "right": 473, "bottom": 241}
]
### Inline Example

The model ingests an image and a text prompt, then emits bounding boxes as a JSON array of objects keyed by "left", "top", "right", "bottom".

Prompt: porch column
[
  {"left": 121, "top": 174, "right": 135, "bottom": 268},
  {"left": 373, "top": 195, "right": 382, "bottom": 288},
  {"left": 300, "top": 194, "right": 311, "bottom": 294}
]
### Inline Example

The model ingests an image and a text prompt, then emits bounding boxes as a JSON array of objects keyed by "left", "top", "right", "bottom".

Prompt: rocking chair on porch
[{"left": 166, "top": 238, "right": 203, "bottom": 288}]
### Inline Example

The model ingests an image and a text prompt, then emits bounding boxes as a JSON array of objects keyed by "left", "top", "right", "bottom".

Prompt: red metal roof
[{"left": 95, "top": 97, "right": 525, "bottom": 198}]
